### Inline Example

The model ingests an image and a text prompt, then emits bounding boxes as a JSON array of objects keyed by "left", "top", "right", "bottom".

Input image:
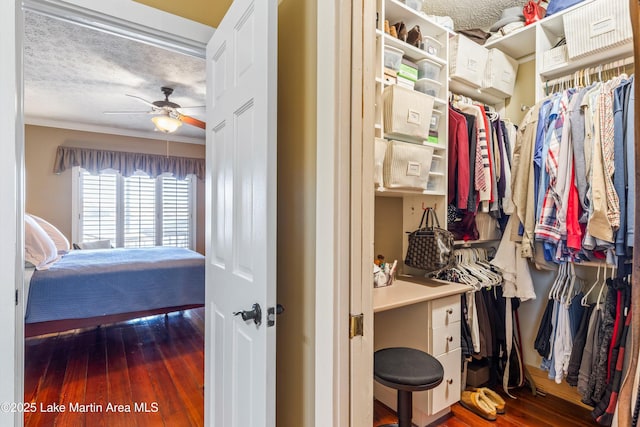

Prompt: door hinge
[
  {"left": 15, "top": 289, "right": 18, "bottom": 306},
  {"left": 349, "top": 313, "right": 364, "bottom": 338}
]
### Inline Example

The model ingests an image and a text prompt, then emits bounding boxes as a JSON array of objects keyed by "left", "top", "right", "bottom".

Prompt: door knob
[{"left": 234, "top": 303, "right": 262, "bottom": 326}]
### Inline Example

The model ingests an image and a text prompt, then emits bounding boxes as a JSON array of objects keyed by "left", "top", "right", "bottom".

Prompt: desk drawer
[
  {"left": 430, "top": 322, "right": 460, "bottom": 357},
  {"left": 431, "top": 348, "right": 462, "bottom": 414},
  {"left": 431, "top": 295, "right": 461, "bottom": 329}
]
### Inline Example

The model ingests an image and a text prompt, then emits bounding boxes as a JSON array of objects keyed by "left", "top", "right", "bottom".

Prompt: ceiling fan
[{"left": 104, "top": 86, "right": 205, "bottom": 133}]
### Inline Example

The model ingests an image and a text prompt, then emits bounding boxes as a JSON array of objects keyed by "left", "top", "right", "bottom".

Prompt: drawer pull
[
  {"left": 446, "top": 335, "right": 453, "bottom": 342},
  {"left": 447, "top": 378, "right": 453, "bottom": 385},
  {"left": 446, "top": 308, "right": 453, "bottom": 315}
]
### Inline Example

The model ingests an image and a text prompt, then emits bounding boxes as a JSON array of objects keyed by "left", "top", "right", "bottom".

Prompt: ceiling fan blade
[
  {"left": 177, "top": 105, "right": 206, "bottom": 114},
  {"left": 125, "top": 94, "right": 159, "bottom": 109},
  {"left": 177, "top": 113, "right": 206, "bottom": 129},
  {"left": 103, "top": 110, "right": 156, "bottom": 115}
]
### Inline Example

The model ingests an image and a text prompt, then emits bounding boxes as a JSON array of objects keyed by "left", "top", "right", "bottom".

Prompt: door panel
[{"left": 205, "top": 0, "right": 277, "bottom": 425}]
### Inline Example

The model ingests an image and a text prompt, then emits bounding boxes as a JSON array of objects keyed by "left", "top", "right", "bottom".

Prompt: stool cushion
[{"left": 374, "top": 347, "right": 444, "bottom": 392}]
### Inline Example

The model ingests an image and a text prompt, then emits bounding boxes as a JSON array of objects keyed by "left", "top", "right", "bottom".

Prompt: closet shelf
[
  {"left": 448, "top": 77, "right": 506, "bottom": 106},
  {"left": 454, "top": 239, "right": 500, "bottom": 247},
  {"left": 375, "top": 187, "right": 446, "bottom": 197},
  {"left": 384, "top": 0, "right": 454, "bottom": 39},
  {"left": 382, "top": 33, "right": 447, "bottom": 66},
  {"left": 539, "top": 43, "right": 633, "bottom": 80},
  {"left": 484, "top": 23, "right": 536, "bottom": 61}
]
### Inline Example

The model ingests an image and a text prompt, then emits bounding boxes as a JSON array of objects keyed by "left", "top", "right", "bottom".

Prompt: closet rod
[
  {"left": 544, "top": 55, "right": 635, "bottom": 87},
  {"left": 449, "top": 92, "right": 496, "bottom": 109}
]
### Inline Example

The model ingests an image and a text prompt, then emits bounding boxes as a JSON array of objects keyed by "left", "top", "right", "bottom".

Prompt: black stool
[{"left": 374, "top": 347, "right": 444, "bottom": 427}]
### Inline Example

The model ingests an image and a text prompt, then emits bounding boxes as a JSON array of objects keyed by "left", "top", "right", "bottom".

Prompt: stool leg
[{"left": 397, "top": 390, "right": 412, "bottom": 427}]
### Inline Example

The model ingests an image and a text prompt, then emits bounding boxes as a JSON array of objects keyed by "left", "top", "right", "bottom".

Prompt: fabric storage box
[
  {"left": 415, "top": 78, "right": 442, "bottom": 98},
  {"left": 383, "top": 85, "right": 434, "bottom": 143},
  {"left": 383, "top": 140, "right": 434, "bottom": 190},
  {"left": 384, "top": 46, "right": 404, "bottom": 71},
  {"left": 542, "top": 44, "right": 569, "bottom": 71},
  {"left": 563, "top": 0, "right": 632, "bottom": 60},
  {"left": 374, "top": 138, "right": 388, "bottom": 188},
  {"left": 482, "top": 48, "right": 519, "bottom": 98},
  {"left": 449, "top": 34, "right": 488, "bottom": 88},
  {"left": 416, "top": 58, "right": 442, "bottom": 80}
]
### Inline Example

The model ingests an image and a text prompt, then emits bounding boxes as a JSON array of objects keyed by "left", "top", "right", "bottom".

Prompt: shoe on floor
[
  {"left": 459, "top": 390, "right": 497, "bottom": 421},
  {"left": 469, "top": 387, "right": 506, "bottom": 414}
]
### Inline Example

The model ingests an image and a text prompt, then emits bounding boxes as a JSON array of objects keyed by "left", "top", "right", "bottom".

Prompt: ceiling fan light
[{"left": 152, "top": 114, "right": 182, "bottom": 133}]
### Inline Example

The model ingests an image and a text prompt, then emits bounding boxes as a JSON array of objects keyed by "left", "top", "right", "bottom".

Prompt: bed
[{"left": 25, "top": 246, "right": 205, "bottom": 337}]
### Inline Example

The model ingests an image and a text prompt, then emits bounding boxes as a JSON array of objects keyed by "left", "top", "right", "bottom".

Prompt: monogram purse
[{"left": 405, "top": 208, "right": 455, "bottom": 274}]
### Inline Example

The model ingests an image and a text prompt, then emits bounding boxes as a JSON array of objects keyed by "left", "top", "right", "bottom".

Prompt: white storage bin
[
  {"left": 449, "top": 34, "right": 488, "bottom": 88},
  {"left": 542, "top": 44, "right": 568, "bottom": 71},
  {"left": 383, "top": 85, "right": 434, "bottom": 143},
  {"left": 426, "top": 173, "right": 444, "bottom": 192},
  {"left": 374, "top": 138, "right": 388, "bottom": 188},
  {"left": 384, "top": 46, "right": 404, "bottom": 71},
  {"left": 416, "top": 58, "right": 442, "bottom": 80},
  {"left": 383, "top": 140, "right": 434, "bottom": 190},
  {"left": 430, "top": 110, "right": 441, "bottom": 132},
  {"left": 563, "top": 0, "right": 632, "bottom": 60},
  {"left": 482, "top": 48, "right": 519, "bottom": 98},
  {"left": 415, "top": 78, "right": 442, "bottom": 98},
  {"left": 404, "top": 0, "right": 423, "bottom": 11},
  {"left": 430, "top": 154, "right": 442, "bottom": 172},
  {"left": 422, "top": 36, "right": 442, "bottom": 57}
]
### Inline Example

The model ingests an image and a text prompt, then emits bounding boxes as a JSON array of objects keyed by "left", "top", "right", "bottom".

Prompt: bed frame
[{"left": 25, "top": 303, "right": 204, "bottom": 337}]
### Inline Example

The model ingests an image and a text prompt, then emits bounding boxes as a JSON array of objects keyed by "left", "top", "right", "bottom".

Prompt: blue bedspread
[{"left": 25, "top": 247, "right": 205, "bottom": 323}]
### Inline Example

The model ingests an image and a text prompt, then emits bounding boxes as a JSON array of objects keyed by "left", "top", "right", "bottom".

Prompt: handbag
[
  {"left": 523, "top": 0, "right": 545, "bottom": 25},
  {"left": 404, "top": 208, "right": 455, "bottom": 274}
]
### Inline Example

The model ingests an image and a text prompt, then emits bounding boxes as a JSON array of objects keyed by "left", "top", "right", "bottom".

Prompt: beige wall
[
  {"left": 275, "top": 0, "right": 317, "bottom": 425},
  {"left": 24, "top": 125, "right": 206, "bottom": 254},
  {"left": 134, "top": 0, "right": 231, "bottom": 27},
  {"left": 505, "top": 59, "right": 536, "bottom": 125}
]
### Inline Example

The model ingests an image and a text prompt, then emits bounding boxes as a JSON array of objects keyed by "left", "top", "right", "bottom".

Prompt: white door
[{"left": 204, "top": 0, "right": 277, "bottom": 425}]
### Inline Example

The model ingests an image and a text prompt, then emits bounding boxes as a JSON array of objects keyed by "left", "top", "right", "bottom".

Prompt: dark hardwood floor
[
  {"left": 374, "top": 387, "right": 596, "bottom": 427},
  {"left": 26, "top": 309, "right": 597, "bottom": 427},
  {"left": 24, "top": 308, "right": 205, "bottom": 427}
]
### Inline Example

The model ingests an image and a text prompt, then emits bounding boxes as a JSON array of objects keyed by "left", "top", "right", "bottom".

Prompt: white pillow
[
  {"left": 27, "top": 214, "right": 70, "bottom": 254},
  {"left": 24, "top": 215, "right": 59, "bottom": 270}
]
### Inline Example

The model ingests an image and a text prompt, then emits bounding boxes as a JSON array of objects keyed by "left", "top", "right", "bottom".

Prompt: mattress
[{"left": 25, "top": 246, "right": 205, "bottom": 324}]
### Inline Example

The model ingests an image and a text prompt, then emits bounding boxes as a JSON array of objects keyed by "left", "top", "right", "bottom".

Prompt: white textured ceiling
[
  {"left": 24, "top": 11, "right": 206, "bottom": 143},
  {"left": 23, "top": 2, "right": 525, "bottom": 143},
  {"left": 425, "top": 0, "right": 528, "bottom": 31}
]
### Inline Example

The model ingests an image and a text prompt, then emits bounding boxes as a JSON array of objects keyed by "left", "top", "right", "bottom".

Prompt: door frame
[{"left": 5, "top": 0, "right": 349, "bottom": 426}]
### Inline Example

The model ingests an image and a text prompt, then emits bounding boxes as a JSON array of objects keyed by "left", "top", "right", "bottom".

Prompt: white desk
[{"left": 373, "top": 277, "right": 470, "bottom": 426}]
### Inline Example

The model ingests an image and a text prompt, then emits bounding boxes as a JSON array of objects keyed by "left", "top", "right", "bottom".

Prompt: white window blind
[
  {"left": 79, "top": 172, "right": 117, "bottom": 243},
  {"left": 161, "top": 176, "right": 192, "bottom": 248},
  {"left": 124, "top": 175, "right": 157, "bottom": 248},
  {"left": 76, "top": 169, "right": 195, "bottom": 249}
]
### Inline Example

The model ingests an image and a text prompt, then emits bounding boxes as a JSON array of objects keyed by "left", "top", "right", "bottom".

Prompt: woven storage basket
[
  {"left": 383, "top": 85, "right": 434, "bottom": 143},
  {"left": 383, "top": 140, "right": 434, "bottom": 190}
]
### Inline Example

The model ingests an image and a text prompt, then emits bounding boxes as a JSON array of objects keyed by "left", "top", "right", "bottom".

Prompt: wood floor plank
[
  {"left": 104, "top": 326, "right": 136, "bottom": 427},
  {"left": 53, "top": 330, "right": 90, "bottom": 427},
  {"left": 134, "top": 319, "right": 193, "bottom": 426},
  {"left": 374, "top": 386, "right": 596, "bottom": 427},
  {"left": 83, "top": 327, "right": 109, "bottom": 427},
  {"left": 24, "top": 335, "right": 57, "bottom": 426},
  {"left": 148, "top": 317, "right": 204, "bottom": 426},
  {"left": 121, "top": 322, "right": 165, "bottom": 427},
  {"left": 26, "top": 334, "right": 73, "bottom": 427}
]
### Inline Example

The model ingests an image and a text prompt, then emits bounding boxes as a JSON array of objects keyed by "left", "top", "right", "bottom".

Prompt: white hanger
[
  {"left": 581, "top": 263, "right": 601, "bottom": 306},
  {"left": 595, "top": 264, "right": 610, "bottom": 310}
]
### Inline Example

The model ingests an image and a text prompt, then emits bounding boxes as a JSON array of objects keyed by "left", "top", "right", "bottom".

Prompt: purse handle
[{"left": 418, "top": 207, "right": 441, "bottom": 230}]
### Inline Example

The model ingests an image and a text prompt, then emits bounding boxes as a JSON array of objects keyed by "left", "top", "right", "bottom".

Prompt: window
[{"left": 74, "top": 168, "right": 195, "bottom": 249}]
